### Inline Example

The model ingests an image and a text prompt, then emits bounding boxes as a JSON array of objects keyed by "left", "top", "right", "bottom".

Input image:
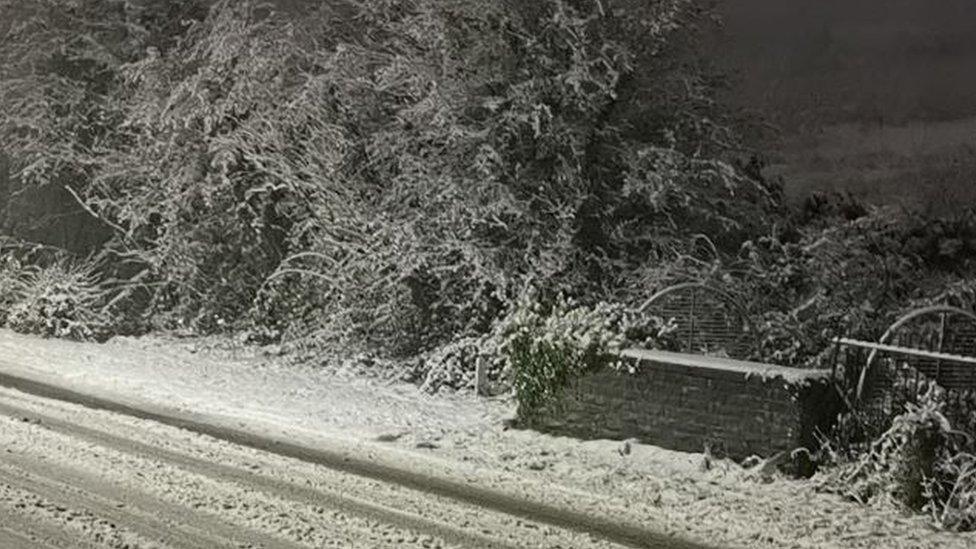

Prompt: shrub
[
  {"left": 500, "top": 292, "right": 677, "bottom": 421},
  {"left": 695, "top": 205, "right": 976, "bottom": 368},
  {"left": 925, "top": 442, "right": 976, "bottom": 531},
  {"left": 1, "top": 0, "right": 777, "bottom": 355},
  {"left": 411, "top": 334, "right": 506, "bottom": 394},
  {"left": 5, "top": 260, "right": 114, "bottom": 341},
  {"left": 0, "top": 254, "right": 26, "bottom": 325},
  {"left": 819, "top": 387, "right": 976, "bottom": 531}
]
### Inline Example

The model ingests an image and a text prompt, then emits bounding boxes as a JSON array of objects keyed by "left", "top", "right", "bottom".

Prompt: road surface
[{"left": 0, "top": 385, "right": 685, "bottom": 549}]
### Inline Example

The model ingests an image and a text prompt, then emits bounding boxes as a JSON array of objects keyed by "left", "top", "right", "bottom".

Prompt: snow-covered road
[{"left": 0, "top": 386, "right": 670, "bottom": 548}]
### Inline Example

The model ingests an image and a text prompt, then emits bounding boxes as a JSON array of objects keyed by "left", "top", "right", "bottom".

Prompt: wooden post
[
  {"left": 475, "top": 356, "right": 487, "bottom": 397},
  {"left": 935, "top": 311, "right": 947, "bottom": 386}
]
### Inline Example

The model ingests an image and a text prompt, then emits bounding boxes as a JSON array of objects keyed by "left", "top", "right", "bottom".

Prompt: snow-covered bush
[
  {"left": 501, "top": 292, "right": 677, "bottom": 422},
  {"left": 925, "top": 439, "right": 976, "bottom": 531},
  {"left": 5, "top": 261, "right": 113, "bottom": 341},
  {"left": 1, "top": 0, "right": 776, "bottom": 354},
  {"left": 411, "top": 334, "right": 504, "bottom": 394},
  {"left": 819, "top": 387, "right": 976, "bottom": 531},
  {"left": 396, "top": 295, "right": 628, "bottom": 396},
  {"left": 0, "top": 254, "right": 26, "bottom": 325}
]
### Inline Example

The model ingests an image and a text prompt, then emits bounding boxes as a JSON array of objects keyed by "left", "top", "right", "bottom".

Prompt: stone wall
[{"left": 531, "top": 350, "right": 842, "bottom": 460}]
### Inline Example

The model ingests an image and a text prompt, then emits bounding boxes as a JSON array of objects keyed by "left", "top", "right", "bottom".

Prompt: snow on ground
[
  {"left": 0, "top": 329, "right": 972, "bottom": 548},
  {"left": 0, "top": 386, "right": 627, "bottom": 549}
]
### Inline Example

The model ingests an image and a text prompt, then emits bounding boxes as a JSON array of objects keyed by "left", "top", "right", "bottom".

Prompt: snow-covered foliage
[
  {"left": 499, "top": 291, "right": 677, "bottom": 421},
  {"left": 0, "top": 0, "right": 774, "bottom": 347},
  {"left": 819, "top": 387, "right": 976, "bottom": 531},
  {"left": 4, "top": 260, "right": 112, "bottom": 341}
]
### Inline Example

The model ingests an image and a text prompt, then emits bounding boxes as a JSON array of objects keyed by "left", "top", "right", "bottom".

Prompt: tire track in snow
[
  {"left": 0, "top": 389, "right": 631, "bottom": 548},
  {"left": 0, "top": 370, "right": 710, "bottom": 549}
]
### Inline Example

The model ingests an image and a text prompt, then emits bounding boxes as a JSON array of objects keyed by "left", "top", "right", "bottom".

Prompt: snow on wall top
[{"left": 617, "top": 348, "right": 831, "bottom": 385}]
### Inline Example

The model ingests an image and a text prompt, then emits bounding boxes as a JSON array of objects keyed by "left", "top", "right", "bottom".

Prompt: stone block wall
[{"left": 530, "top": 350, "right": 842, "bottom": 460}]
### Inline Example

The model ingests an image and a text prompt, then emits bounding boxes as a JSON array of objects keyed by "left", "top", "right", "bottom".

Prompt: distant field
[
  {"left": 714, "top": 0, "right": 976, "bottom": 212},
  {"left": 769, "top": 117, "right": 976, "bottom": 212}
]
